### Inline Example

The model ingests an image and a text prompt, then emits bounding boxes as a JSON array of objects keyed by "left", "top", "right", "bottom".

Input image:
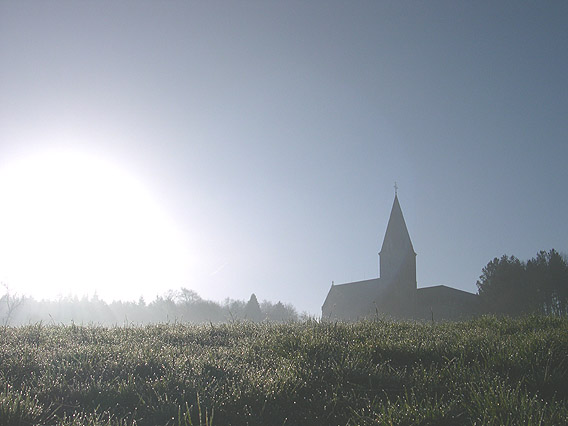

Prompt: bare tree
[{"left": 1, "top": 283, "right": 24, "bottom": 327}]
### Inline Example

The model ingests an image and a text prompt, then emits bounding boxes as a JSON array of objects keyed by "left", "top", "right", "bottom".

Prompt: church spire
[
  {"left": 379, "top": 192, "right": 416, "bottom": 286},
  {"left": 380, "top": 192, "right": 415, "bottom": 256}
]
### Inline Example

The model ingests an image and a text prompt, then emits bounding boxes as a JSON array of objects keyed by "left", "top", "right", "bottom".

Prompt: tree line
[
  {"left": 0, "top": 287, "right": 299, "bottom": 326},
  {"left": 476, "top": 249, "right": 568, "bottom": 316},
  {"left": 3, "top": 249, "right": 565, "bottom": 325}
]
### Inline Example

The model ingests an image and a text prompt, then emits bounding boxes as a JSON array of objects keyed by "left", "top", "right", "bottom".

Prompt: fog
[{"left": 0, "top": 288, "right": 299, "bottom": 327}]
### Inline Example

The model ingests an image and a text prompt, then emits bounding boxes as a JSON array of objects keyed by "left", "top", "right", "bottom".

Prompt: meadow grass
[{"left": 0, "top": 316, "right": 567, "bottom": 425}]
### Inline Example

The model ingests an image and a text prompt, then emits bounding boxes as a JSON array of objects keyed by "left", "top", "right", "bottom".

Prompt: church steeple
[
  {"left": 379, "top": 192, "right": 416, "bottom": 289},
  {"left": 380, "top": 194, "right": 415, "bottom": 257}
]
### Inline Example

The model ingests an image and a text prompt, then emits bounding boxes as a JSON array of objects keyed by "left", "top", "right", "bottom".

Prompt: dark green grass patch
[{"left": 0, "top": 316, "right": 567, "bottom": 425}]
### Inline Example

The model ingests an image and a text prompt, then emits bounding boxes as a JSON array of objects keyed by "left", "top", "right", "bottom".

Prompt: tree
[
  {"left": 477, "top": 255, "right": 532, "bottom": 315},
  {"left": 527, "top": 249, "right": 568, "bottom": 315},
  {"left": 477, "top": 250, "right": 568, "bottom": 316},
  {"left": 261, "top": 300, "right": 299, "bottom": 322},
  {"left": 244, "top": 293, "right": 263, "bottom": 322},
  {"left": 178, "top": 288, "right": 202, "bottom": 304},
  {"left": 1, "top": 283, "right": 24, "bottom": 327}
]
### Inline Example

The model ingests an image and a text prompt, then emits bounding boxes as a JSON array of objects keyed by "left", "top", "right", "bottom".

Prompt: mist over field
[{"left": 0, "top": 288, "right": 299, "bottom": 327}]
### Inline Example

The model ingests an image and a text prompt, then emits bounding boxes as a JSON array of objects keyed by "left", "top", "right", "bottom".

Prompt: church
[{"left": 322, "top": 192, "right": 478, "bottom": 321}]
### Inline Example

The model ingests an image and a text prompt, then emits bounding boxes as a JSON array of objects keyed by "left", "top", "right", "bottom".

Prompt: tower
[{"left": 379, "top": 193, "right": 417, "bottom": 297}]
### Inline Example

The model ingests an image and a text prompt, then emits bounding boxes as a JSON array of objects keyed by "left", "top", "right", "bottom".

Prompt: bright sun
[{"left": 0, "top": 150, "right": 191, "bottom": 301}]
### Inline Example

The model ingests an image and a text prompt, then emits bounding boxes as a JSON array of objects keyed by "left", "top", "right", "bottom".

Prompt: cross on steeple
[{"left": 394, "top": 182, "right": 398, "bottom": 196}]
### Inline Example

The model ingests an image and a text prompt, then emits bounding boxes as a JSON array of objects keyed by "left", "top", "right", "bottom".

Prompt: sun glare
[{"left": 0, "top": 150, "right": 191, "bottom": 302}]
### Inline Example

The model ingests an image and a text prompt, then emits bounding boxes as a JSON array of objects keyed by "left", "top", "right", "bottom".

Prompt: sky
[{"left": 0, "top": 1, "right": 566, "bottom": 316}]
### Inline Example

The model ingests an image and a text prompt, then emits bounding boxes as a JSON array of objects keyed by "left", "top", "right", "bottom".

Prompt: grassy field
[{"left": 1, "top": 316, "right": 567, "bottom": 426}]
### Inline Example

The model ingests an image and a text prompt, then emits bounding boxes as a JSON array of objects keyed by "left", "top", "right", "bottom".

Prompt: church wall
[
  {"left": 321, "top": 278, "right": 381, "bottom": 321},
  {"left": 380, "top": 251, "right": 416, "bottom": 292},
  {"left": 373, "top": 284, "right": 417, "bottom": 320},
  {"left": 415, "top": 286, "right": 479, "bottom": 321}
]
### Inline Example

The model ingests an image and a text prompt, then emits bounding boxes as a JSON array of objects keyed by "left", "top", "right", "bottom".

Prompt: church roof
[
  {"left": 322, "top": 278, "right": 385, "bottom": 319},
  {"left": 380, "top": 194, "right": 415, "bottom": 256},
  {"left": 417, "top": 285, "right": 477, "bottom": 298}
]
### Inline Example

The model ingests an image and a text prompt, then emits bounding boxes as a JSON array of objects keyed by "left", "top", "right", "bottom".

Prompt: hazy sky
[{"left": 1, "top": 1, "right": 566, "bottom": 315}]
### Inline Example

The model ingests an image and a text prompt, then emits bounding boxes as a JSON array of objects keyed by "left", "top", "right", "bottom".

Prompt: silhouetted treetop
[
  {"left": 477, "top": 249, "right": 568, "bottom": 316},
  {"left": 244, "top": 293, "right": 263, "bottom": 322}
]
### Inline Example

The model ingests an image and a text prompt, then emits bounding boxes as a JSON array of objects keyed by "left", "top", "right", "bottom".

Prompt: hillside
[{"left": 1, "top": 316, "right": 567, "bottom": 425}]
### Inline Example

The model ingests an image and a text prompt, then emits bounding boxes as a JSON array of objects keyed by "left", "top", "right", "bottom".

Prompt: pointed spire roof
[{"left": 380, "top": 194, "right": 415, "bottom": 256}]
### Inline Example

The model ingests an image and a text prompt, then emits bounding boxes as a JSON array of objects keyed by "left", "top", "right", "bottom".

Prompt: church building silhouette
[{"left": 322, "top": 192, "right": 478, "bottom": 321}]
